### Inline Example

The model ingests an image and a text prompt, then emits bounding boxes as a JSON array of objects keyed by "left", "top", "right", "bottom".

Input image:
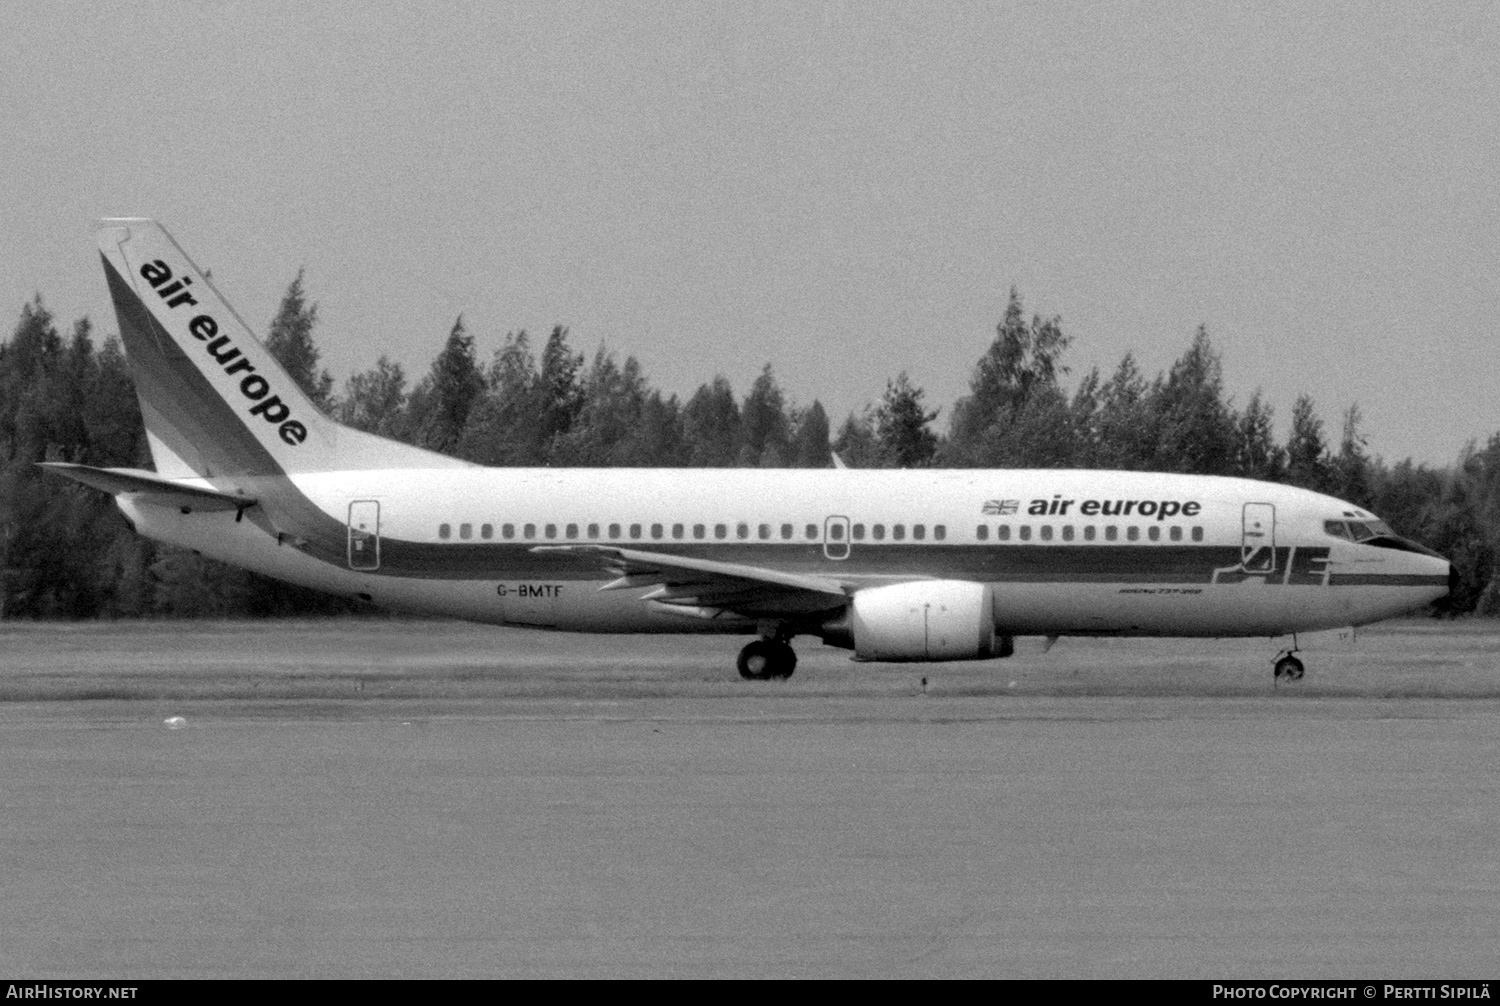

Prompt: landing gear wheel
[
  {"left": 1273, "top": 654, "right": 1305, "bottom": 682},
  {"left": 737, "top": 639, "right": 797, "bottom": 681}
]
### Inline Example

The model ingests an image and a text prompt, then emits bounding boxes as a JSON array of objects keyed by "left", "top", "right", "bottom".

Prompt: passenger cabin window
[
  {"left": 545, "top": 524, "right": 557, "bottom": 539},
  {"left": 566, "top": 523, "right": 578, "bottom": 539},
  {"left": 588, "top": 523, "right": 599, "bottom": 539},
  {"left": 651, "top": 523, "right": 663, "bottom": 539},
  {"left": 1127, "top": 526, "right": 1140, "bottom": 541},
  {"left": 1169, "top": 526, "right": 1182, "bottom": 542},
  {"left": 693, "top": 524, "right": 705, "bottom": 539},
  {"left": 503, "top": 523, "right": 515, "bottom": 539},
  {"left": 976, "top": 525, "right": 989, "bottom": 541},
  {"left": 892, "top": 525, "right": 905, "bottom": 541},
  {"left": 524, "top": 523, "right": 536, "bottom": 539},
  {"left": 1062, "top": 525, "right": 1074, "bottom": 542},
  {"left": 737, "top": 523, "right": 749, "bottom": 539},
  {"left": 934, "top": 525, "right": 946, "bottom": 541},
  {"left": 481, "top": 523, "right": 493, "bottom": 540},
  {"left": 439, "top": 523, "right": 451, "bottom": 540},
  {"left": 829, "top": 523, "right": 845, "bottom": 541},
  {"left": 998, "top": 525, "right": 1010, "bottom": 541},
  {"left": 459, "top": 523, "right": 472, "bottom": 540},
  {"left": 672, "top": 523, "right": 684, "bottom": 539},
  {"left": 872, "top": 524, "right": 885, "bottom": 540},
  {"left": 781, "top": 524, "right": 793, "bottom": 540},
  {"left": 1019, "top": 525, "right": 1031, "bottom": 541},
  {"left": 630, "top": 524, "right": 642, "bottom": 539},
  {"left": 806, "top": 524, "right": 818, "bottom": 540},
  {"left": 1083, "top": 525, "right": 1095, "bottom": 541},
  {"left": 758, "top": 524, "right": 770, "bottom": 540},
  {"left": 1105, "top": 526, "right": 1118, "bottom": 541},
  {"left": 1039, "top": 525, "right": 1053, "bottom": 541},
  {"left": 1148, "top": 526, "right": 1160, "bottom": 542},
  {"left": 715, "top": 524, "right": 727, "bottom": 539},
  {"left": 852, "top": 524, "right": 865, "bottom": 540},
  {"left": 913, "top": 525, "right": 925, "bottom": 541},
  {"left": 1192, "top": 527, "right": 1204, "bottom": 542},
  {"left": 609, "top": 523, "right": 621, "bottom": 539}
]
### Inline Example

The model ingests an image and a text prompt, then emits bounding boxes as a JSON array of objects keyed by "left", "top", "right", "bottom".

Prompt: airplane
[{"left": 40, "top": 219, "right": 1454, "bottom": 682}]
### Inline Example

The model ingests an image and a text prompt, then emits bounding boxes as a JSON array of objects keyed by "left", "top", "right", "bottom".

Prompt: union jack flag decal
[{"left": 981, "top": 499, "right": 1019, "bottom": 515}]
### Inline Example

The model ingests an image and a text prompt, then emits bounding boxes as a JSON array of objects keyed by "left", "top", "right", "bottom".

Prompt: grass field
[{"left": 1, "top": 618, "right": 1497, "bottom": 978}]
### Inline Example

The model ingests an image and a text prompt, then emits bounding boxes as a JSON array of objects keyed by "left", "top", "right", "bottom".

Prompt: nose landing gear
[
  {"left": 737, "top": 638, "right": 798, "bottom": 680},
  {"left": 1272, "top": 648, "right": 1305, "bottom": 682}
]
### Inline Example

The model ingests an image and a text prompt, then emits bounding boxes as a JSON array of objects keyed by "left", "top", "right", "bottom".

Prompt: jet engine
[{"left": 828, "top": 580, "right": 1007, "bottom": 662}]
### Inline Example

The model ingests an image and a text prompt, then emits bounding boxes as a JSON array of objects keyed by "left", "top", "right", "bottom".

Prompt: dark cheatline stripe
[
  {"left": 1329, "top": 574, "right": 1450, "bottom": 587},
  {"left": 368, "top": 540, "right": 1256, "bottom": 583},
  {"left": 364, "top": 540, "right": 1449, "bottom": 588}
]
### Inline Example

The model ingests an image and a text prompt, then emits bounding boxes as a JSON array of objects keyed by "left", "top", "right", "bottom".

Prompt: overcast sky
[{"left": 3, "top": 2, "right": 1496, "bottom": 465}]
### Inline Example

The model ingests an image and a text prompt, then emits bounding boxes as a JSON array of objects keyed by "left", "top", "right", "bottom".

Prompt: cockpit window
[{"left": 1328, "top": 517, "right": 1403, "bottom": 543}]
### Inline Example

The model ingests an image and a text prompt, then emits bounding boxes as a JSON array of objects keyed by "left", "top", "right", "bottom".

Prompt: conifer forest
[{"left": 2, "top": 278, "right": 1494, "bottom": 618}]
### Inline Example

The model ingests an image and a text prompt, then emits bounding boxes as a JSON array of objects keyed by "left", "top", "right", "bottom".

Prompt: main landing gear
[{"left": 737, "top": 638, "right": 798, "bottom": 680}]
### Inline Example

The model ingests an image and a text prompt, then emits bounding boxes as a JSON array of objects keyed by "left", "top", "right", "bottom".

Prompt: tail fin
[{"left": 95, "top": 219, "right": 467, "bottom": 479}]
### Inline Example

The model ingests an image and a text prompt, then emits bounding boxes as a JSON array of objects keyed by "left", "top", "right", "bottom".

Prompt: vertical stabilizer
[{"left": 94, "top": 219, "right": 467, "bottom": 478}]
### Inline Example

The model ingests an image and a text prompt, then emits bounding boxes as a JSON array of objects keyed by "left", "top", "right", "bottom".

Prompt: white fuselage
[{"left": 118, "top": 466, "right": 1451, "bottom": 642}]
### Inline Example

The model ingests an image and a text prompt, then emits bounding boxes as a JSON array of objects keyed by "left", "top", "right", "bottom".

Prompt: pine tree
[
  {"left": 535, "top": 326, "right": 585, "bottom": 453},
  {"left": 832, "top": 409, "right": 880, "bottom": 468},
  {"left": 1148, "top": 325, "right": 1237, "bottom": 475},
  {"left": 553, "top": 348, "right": 648, "bottom": 465},
  {"left": 455, "top": 330, "right": 539, "bottom": 465},
  {"left": 1091, "top": 353, "right": 1156, "bottom": 470},
  {"left": 790, "top": 401, "right": 833, "bottom": 468},
  {"left": 411, "top": 316, "right": 485, "bottom": 456},
  {"left": 264, "top": 269, "right": 334, "bottom": 409},
  {"left": 1285, "top": 394, "right": 1336, "bottom": 493},
  {"left": 874, "top": 372, "right": 939, "bottom": 468},
  {"left": 943, "top": 287, "right": 1073, "bottom": 466},
  {"left": 339, "top": 356, "right": 409, "bottom": 438},
  {"left": 680, "top": 376, "right": 741, "bottom": 467},
  {"left": 739, "top": 364, "right": 791, "bottom": 467},
  {"left": 1234, "top": 390, "right": 1285, "bottom": 481},
  {"left": 1334, "top": 404, "right": 1373, "bottom": 507}
]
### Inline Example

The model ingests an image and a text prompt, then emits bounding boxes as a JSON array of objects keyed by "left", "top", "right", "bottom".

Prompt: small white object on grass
[{"left": 163, "top": 715, "right": 186, "bottom": 729}]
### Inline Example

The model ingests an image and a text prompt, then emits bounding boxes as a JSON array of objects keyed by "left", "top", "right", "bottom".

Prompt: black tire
[
  {"left": 766, "top": 640, "right": 797, "bottom": 680},
  {"left": 1274, "top": 655, "right": 1305, "bottom": 681},
  {"left": 737, "top": 639, "right": 797, "bottom": 681},
  {"left": 738, "top": 639, "right": 774, "bottom": 680}
]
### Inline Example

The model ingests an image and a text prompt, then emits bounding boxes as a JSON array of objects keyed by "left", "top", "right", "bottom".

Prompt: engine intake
[{"left": 834, "top": 580, "right": 1005, "bottom": 662}]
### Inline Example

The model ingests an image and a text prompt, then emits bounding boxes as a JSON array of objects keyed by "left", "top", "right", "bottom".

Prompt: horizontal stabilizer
[{"left": 37, "top": 462, "right": 256, "bottom": 512}]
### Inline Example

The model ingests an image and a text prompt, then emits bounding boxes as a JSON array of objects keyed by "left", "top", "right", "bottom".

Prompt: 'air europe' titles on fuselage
[
  {"left": 986, "top": 495, "right": 1204, "bottom": 520},
  {"left": 137, "top": 259, "right": 308, "bottom": 447}
]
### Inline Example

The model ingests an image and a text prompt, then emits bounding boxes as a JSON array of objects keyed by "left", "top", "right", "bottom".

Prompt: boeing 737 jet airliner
[{"left": 42, "top": 220, "right": 1453, "bottom": 681}]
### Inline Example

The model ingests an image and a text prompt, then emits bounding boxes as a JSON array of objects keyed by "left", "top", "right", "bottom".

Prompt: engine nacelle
[{"left": 842, "top": 580, "right": 1005, "bottom": 662}]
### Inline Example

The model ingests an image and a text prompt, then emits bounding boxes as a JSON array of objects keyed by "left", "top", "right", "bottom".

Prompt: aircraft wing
[
  {"left": 531, "top": 544, "right": 851, "bottom": 618},
  {"left": 37, "top": 462, "right": 256, "bottom": 513}
]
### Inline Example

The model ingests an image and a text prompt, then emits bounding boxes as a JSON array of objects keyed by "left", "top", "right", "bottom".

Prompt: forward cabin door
[
  {"left": 348, "top": 500, "right": 380, "bottom": 571},
  {"left": 1241, "top": 503, "right": 1276, "bottom": 573}
]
